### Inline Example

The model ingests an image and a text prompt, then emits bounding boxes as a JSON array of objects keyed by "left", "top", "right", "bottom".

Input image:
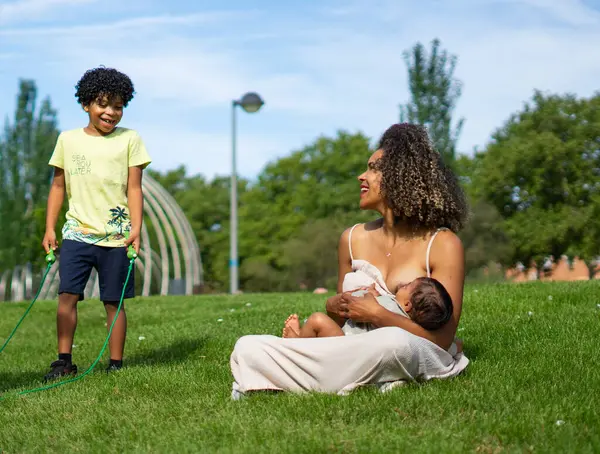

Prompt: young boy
[
  {"left": 41, "top": 67, "right": 151, "bottom": 381},
  {"left": 282, "top": 277, "right": 453, "bottom": 338}
]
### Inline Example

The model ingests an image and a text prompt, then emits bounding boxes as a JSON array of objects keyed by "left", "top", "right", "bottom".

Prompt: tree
[
  {"left": 473, "top": 90, "right": 600, "bottom": 275},
  {"left": 237, "top": 131, "right": 373, "bottom": 291},
  {"left": 278, "top": 218, "right": 346, "bottom": 291},
  {"left": 454, "top": 153, "right": 514, "bottom": 276},
  {"left": 567, "top": 193, "right": 600, "bottom": 278},
  {"left": 148, "top": 166, "right": 247, "bottom": 292},
  {"left": 0, "top": 80, "right": 60, "bottom": 272},
  {"left": 399, "top": 38, "right": 465, "bottom": 164},
  {"left": 459, "top": 199, "right": 513, "bottom": 275}
]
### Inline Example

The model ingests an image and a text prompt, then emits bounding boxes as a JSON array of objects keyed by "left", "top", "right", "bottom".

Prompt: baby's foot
[{"left": 283, "top": 314, "right": 300, "bottom": 338}]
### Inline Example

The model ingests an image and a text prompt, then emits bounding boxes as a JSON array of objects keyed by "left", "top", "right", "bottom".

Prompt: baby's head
[{"left": 395, "top": 277, "right": 453, "bottom": 330}]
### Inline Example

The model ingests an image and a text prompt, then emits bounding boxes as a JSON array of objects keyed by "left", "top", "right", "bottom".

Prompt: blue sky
[{"left": 1, "top": 0, "right": 599, "bottom": 180}]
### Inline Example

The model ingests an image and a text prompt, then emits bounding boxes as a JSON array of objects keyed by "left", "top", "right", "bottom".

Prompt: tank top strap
[
  {"left": 426, "top": 228, "right": 448, "bottom": 277},
  {"left": 348, "top": 224, "right": 361, "bottom": 261}
]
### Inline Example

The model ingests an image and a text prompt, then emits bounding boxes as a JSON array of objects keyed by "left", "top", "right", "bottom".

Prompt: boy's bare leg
[
  {"left": 283, "top": 312, "right": 344, "bottom": 338},
  {"left": 57, "top": 293, "right": 80, "bottom": 354},
  {"left": 104, "top": 302, "right": 127, "bottom": 361}
]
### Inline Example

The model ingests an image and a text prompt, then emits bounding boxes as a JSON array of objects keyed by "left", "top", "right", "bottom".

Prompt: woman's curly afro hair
[
  {"left": 75, "top": 66, "right": 135, "bottom": 107},
  {"left": 375, "top": 123, "right": 469, "bottom": 233}
]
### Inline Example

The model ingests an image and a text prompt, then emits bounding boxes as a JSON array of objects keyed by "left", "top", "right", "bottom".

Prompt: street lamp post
[{"left": 230, "top": 92, "right": 264, "bottom": 294}]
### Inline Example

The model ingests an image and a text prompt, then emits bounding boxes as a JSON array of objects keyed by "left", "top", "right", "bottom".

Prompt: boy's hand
[
  {"left": 124, "top": 230, "right": 140, "bottom": 254},
  {"left": 42, "top": 230, "right": 57, "bottom": 253}
]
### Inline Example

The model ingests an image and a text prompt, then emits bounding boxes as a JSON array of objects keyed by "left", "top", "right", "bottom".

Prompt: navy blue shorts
[{"left": 58, "top": 239, "right": 135, "bottom": 302}]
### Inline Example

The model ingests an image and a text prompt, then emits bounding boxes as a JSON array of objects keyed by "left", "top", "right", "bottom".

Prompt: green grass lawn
[{"left": 0, "top": 281, "right": 599, "bottom": 453}]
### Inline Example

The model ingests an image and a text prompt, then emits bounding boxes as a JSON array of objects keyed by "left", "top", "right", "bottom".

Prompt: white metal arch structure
[{"left": 0, "top": 174, "right": 203, "bottom": 302}]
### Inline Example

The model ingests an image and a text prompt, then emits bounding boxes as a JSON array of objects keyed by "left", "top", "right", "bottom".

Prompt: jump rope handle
[
  {"left": 124, "top": 232, "right": 138, "bottom": 260},
  {"left": 45, "top": 249, "right": 56, "bottom": 264},
  {"left": 127, "top": 245, "right": 138, "bottom": 260}
]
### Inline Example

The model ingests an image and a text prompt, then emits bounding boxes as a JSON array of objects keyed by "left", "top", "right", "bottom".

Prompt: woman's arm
[
  {"left": 325, "top": 228, "right": 354, "bottom": 326},
  {"left": 427, "top": 230, "right": 465, "bottom": 348},
  {"left": 336, "top": 228, "right": 353, "bottom": 293}
]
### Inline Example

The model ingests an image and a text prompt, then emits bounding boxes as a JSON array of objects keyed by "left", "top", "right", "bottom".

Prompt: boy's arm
[
  {"left": 42, "top": 168, "right": 66, "bottom": 253},
  {"left": 125, "top": 165, "right": 144, "bottom": 253}
]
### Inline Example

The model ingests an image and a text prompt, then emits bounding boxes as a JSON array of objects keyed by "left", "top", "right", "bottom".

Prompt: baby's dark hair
[
  {"left": 409, "top": 277, "right": 453, "bottom": 330},
  {"left": 75, "top": 66, "right": 135, "bottom": 107}
]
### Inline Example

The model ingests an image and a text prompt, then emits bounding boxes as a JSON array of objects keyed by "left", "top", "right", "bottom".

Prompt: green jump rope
[{"left": 0, "top": 237, "right": 138, "bottom": 401}]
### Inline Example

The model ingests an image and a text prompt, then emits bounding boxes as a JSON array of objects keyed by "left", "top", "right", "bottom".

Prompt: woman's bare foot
[{"left": 282, "top": 314, "right": 301, "bottom": 338}]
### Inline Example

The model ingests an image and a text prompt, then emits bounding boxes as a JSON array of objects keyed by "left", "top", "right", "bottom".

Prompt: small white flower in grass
[
  {"left": 230, "top": 308, "right": 236, "bottom": 313},
  {"left": 217, "top": 318, "right": 224, "bottom": 322},
  {"left": 528, "top": 311, "right": 534, "bottom": 317},
  {"left": 72, "top": 344, "right": 77, "bottom": 348},
  {"left": 548, "top": 295, "right": 553, "bottom": 301},
  {"left": 556, "top": 420, "right": 565, "bottom": 426},
  {"left": 245, "top": 303, "right": 252, "bottom": 307},
  {"left": 596, "top": 304, "right": 600, "bottom": 309},
  {"left": 458, "top": 328, "right": 465, "bottom": 332},
  {"left": 474, "top": 289, "right": 479, "bottom": 293},
  {"left": 138, "top": 336, "right": 145, "bottom": 341}
]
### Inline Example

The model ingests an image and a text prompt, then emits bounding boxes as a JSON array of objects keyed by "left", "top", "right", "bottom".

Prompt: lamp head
[{"left": 236, "top": 92, "right": 264, "bottom": 113}]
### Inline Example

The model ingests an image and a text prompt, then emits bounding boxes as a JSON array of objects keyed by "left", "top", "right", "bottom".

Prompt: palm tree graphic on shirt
[{"left": 108, "top": 206, "right": 129, "bottom": 237}]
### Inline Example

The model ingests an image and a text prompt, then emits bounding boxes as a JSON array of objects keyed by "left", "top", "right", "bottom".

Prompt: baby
[{"left": 282, "top": 277, "right": 453, "bottom": 338}]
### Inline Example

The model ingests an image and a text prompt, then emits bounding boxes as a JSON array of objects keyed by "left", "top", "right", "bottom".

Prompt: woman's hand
[
  {"left": 325, "top": 293, "right": 344, "bottom": 317},
  {"left": 326, "top": 288, "right": 368, "bottom": 325},
  {"left": 363, "top": 283, "right": 381, "bottom": 298},
  {"left": 340, "top": 292, "right": 382, "bottom": 323}
]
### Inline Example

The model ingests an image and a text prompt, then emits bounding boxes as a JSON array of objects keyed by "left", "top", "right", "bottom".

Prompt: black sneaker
[
  {"left": 43, "top": 360, "right": 77, "bottom": 382},
  {"left": 105, "top": 363, "right": 123, "bottom": 373}
]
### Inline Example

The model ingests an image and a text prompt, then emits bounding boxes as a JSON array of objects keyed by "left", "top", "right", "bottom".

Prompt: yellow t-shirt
[{"left": 49, "top": 127, "right": 152, "bottom": 247}]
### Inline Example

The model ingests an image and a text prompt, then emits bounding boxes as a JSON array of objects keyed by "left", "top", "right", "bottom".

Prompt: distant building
[{"left": 505, "top": 256, "right": 600, "bottom": 282}]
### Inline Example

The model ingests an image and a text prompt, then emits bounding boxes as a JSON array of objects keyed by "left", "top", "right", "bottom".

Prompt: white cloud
[
  {"left": 1, "top": 0, "right": 599, "bottom": 177},
  {"left": 138, "top": 129, "right": 285, "bottom": 180},
  {"left": 2, "top": 17, "right": 335, "bottom": 116},
  {"left": 113, "top": 51, "right": 330, "bottom": 114},
  {"left": 0, "top": 11, "right": 246, "bottom": 35},
  {"left": 348, "top": 0, "right": 600, "bottom": 27},
  {"left": 313, "top": 0, "right": 600, "bottom": 152},
  {"left": 501, "top": 0, "right": 600, "bottom": 26},
  {"left": 0, "top": 0, "right": 95, "bottom": 25}
]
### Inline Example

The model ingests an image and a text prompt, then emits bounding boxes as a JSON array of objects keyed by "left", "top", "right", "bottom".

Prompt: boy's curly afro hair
[
  {"left": 75, "top": 66, "right": 135, "bottom": 107},
  {"left": 375, "top": 123, "right": 469, "bottom": 233}
]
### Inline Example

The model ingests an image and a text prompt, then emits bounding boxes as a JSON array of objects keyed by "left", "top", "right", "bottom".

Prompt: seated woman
[{"left": 230, "top": 123, "right": 470, "bottom": 397}]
